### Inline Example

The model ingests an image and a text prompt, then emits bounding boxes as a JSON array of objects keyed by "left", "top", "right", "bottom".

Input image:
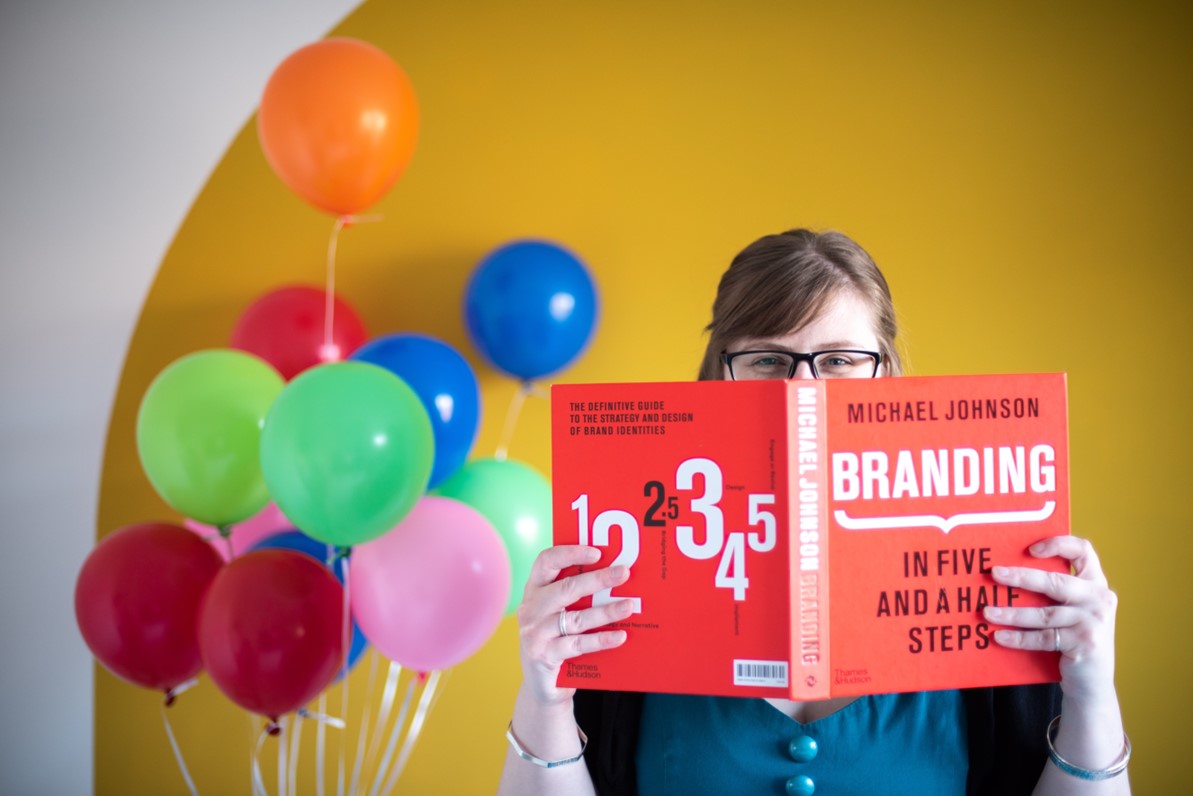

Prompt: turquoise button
[
  {"left": 785, "top": 774, "right": 815, "bottom": 796},
  {"left": 788, "top": 734, "right": 819, "bottom": 763}
]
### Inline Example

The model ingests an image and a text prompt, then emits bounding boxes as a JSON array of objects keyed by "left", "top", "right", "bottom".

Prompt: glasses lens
[
  {"left": 813, "top": 351, "right": 878, "bottom": 378},
  {"left": 730, "top": 352, "right": 796, "bottom": 380}
]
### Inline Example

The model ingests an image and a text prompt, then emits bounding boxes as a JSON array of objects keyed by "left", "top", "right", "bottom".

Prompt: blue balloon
[
  {"left": 464, "top": 240, "right": 598, "bottom": 380},
  {"left": 248, "top": 531, "right": 369, "bottom": 674},
  {"left": 351, "top": 334, "right": 480, "bottom": 489}
]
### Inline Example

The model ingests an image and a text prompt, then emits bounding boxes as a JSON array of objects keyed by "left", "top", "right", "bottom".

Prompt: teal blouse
[{"left": 636, "top": 690, "right": 968, "bottom": 795}]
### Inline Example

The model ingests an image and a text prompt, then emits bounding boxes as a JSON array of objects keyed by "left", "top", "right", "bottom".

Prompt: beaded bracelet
[
  {"left": 505, "top": 721, "right": 588, "bottom": 768},
  {"left": 1046, "top": 716, "right": 1131, "bottom": 780}
]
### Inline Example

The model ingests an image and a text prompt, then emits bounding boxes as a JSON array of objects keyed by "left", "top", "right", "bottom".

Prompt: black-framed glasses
[{"left": 721, "top": 349, "right": 883, "bottom": 380}]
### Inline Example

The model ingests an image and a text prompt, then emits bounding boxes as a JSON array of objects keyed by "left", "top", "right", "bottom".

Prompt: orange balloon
[{"left": 258, "top": 38, "right": 419, "bottom": 216}]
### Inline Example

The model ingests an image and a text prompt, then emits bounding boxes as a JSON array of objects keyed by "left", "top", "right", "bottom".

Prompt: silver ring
[
  {"left": 558, "top": 608, "right": 570, "bottom": 637},
  {"left": 1053, "top": 627, "right": 1061, "bottom": 652}
]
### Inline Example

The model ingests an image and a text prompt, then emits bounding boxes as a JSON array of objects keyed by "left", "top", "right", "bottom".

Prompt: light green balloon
[
  {"left": 136, "top": 349, "right": 283, "bottom": 527},
  {"left": 260, "top": 361, "right": 434, "bottom": 547},
  {"left": 434, "top": 457, "right": 552, "bottom": 614}
]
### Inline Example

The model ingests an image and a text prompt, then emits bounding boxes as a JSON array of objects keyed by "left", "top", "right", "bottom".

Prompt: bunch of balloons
[{"left": 76, "top": 35, "right": 600, "bottom": 735}]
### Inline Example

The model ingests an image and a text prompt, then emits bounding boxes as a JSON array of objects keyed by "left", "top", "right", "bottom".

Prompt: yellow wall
[{"left": 96, "top": 0, "right": 1191, "bottom": 791}]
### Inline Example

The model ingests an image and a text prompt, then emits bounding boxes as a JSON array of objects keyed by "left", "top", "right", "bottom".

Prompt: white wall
[{"left": 0, "top": 2, "right": 357, "bottom": 791}]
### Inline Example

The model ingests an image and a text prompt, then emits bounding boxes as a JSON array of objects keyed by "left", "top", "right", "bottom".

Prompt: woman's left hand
[{"left": 983, "top": 535, "right": 1118, "bottom": 701}]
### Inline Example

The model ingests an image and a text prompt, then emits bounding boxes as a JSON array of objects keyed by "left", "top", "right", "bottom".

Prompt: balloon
[
  {"left": 198, "top": 550, "right": 344, "bottom": 719},
  {"left": 248, "top": 531, "right": 368, "bottom": 673},
  {"left": 184, "top": 502, "right": 292, "bottom": 562},
  {"left": 231, "top": 285, "right": 367, "bottom": 380},
  {"left": 464, "top": 240, "right": 598, "bottom": 380},
  {"left": 260, "top": 361, "right": 434, "bottom": 547},
  {"left": 350, "top": 497, "right": 510, "bottom": 671},
  {"left": 258, "top": 38, "right": 419, "bottom": 216},
  {"left": 75, "top": 523, "right": 223, "bottom": 693},
  {"left": 136, "top": 349, "right": 283, "bottom": 527},
  {"left": 350, "top": 334, "right": 480, "bottom": 489},
  {"left": 433, "top": 458, "right": 552, "bottom": 615}
]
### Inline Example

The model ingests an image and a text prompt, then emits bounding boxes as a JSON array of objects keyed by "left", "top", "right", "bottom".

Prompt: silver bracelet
[
  {"left": 1046, "top": 715, "right": 1131, "bottom": 780},
  {"left": 505, "top": 720, "right": 588, "bottom": 768}
]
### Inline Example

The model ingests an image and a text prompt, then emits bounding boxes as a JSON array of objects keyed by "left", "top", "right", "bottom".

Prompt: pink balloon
[
  {"left": 184, "top": 502, "right": 291, "bottom": 561},
  {"left": 350, "top": 496, "right": 510, "bottom": 671}
]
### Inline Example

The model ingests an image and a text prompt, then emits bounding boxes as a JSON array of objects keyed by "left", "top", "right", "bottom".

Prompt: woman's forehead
[{"left": 738, "top": 291, "right": 880, "bottom": 349}]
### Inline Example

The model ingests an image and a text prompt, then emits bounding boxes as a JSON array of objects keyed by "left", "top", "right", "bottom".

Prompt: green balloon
[
  {"left": 434, "top": 457, "right": 552, "bottom": 614},
  {"left": 260, "top": 361, "right": 434, "bottom": 547},
  {"left": 136, "top": 349, "right": 283, "bottom": 526}
]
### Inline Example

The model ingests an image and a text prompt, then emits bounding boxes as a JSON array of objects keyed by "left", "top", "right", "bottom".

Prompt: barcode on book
[{"left": 733, "top": 659, "right": 789, "bottom": 687}]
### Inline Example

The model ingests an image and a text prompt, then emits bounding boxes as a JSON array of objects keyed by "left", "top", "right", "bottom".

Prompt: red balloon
[
  {"left": 230, "top": 285, "right": 367, "bottom": 380},
  {"left": 75, "top": 523, "right": 223, "bottom": 693},
  {"left": 258, "top": 38, "right": 420, "bottom": 216},
  {"left": 198, "top": 549, "right": 345, "bottom": 719}
]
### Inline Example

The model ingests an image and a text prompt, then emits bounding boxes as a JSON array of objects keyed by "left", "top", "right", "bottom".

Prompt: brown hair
[{"left": 697, "top": 229, "right": 903, "bottom": 380}]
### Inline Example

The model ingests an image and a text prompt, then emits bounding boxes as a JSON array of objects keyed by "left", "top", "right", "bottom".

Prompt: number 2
[{"left": 571, "top": 495, "right": 643, "bottom": 613}]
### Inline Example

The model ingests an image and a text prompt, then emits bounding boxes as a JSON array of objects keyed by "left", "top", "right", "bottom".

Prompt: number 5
[{"left": 747, "top": 493, "right": 776, "bottom": 552}]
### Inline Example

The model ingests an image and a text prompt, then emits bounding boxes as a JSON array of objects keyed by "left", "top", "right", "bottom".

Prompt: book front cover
[{"left": 821, "top": 374, "right": 1068, "bottom": 696}]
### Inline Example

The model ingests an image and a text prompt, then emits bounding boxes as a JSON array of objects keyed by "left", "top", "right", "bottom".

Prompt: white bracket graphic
[{"left": 834, "top": 501, "right": 1056, "bottom": 534}]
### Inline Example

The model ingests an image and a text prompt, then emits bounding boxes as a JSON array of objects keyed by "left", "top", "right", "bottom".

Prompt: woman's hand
[
  {"left": 516, "top": 544, "right": 635, "bottom": 707},
  {"left": 983, "top": 535, "right": 1118, "bottom": 701}
]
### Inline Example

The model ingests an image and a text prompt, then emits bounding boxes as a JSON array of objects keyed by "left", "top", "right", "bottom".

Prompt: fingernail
[
  {"left": 618, "top": 599, "right": 635, "bottom": 615},
  {"left": 611, "top": 565, "right": 630, "bottom": 580},
  {"left": 984, "top": 606, "right": 1004, "bottom": 620},
  {"left": 610, "top": 630, "right": 628, "bottom": 645},
  {"left": 583, "top": 547, "right": 601, "bottom": 561},
  {"left": 992, "top": 566, "right": 1010, "bottom": 578},
  {"left": 1029, "top": 542, "right": 1046, "bottom": 556}
]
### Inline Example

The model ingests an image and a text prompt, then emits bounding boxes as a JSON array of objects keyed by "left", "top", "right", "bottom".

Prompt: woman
[{"left": 498, "top": 229, "right": 1129, "bottom": 795}]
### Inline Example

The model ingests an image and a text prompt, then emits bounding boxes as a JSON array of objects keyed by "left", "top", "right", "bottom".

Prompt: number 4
[{"left": 715, "top": 532, "right": 748, "bottom": 601}]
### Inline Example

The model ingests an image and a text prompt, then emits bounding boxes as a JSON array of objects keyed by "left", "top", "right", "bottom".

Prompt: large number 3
[{"left": 675, "top": 457, "right": 724, "bottom": 560}]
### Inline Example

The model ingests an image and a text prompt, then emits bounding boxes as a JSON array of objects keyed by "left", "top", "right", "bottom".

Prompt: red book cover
[{"left": 551, "top": 373, "right": 1068, "bottom": 699}]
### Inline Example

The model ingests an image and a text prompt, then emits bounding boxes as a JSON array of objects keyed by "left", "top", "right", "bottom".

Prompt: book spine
[{"left": 788, "top": 380, "right": 831, "bottom": 699}]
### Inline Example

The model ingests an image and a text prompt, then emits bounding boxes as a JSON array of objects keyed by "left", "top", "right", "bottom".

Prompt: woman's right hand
[{"left": 516, "top": 544, "right": 635, "bottom": 707}]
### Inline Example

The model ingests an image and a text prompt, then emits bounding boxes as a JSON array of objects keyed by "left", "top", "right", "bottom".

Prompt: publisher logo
[{"left": 833, "top": 668, "right": 872, "bottom": 686}]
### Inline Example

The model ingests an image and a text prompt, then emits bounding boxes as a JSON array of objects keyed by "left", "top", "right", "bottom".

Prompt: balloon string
[
  {"left": 288, "top": 715, "right": 301, "bottom": 796},
  {"left": 380, "top": 670, "right": 444, "bottom": 795},
  {"left": 366, "top": 675, "right": 417, "bottom": 796},
  {"left": 495, "top": 381, "right": 534, "bottom": 461},
  {"left": 324, "top": 218, "right": 345, "bottom": 359},
  {"left": 251, "top": 720, "right": 274, "bottom": 796},
  {"left": 315, "top": 692, "right": 328, "bottom": 796},
  {"left": 348, "top": 649, "right": 381, "bottom": 796},
  {"left": 364, "top": 659, "right": 402, "bottom": 777},
  {"left": 277, "top": 716, "right": 288, "bottom": 796},
  {"left": 336, "top": 556, "right": 352, "bottom": 796},
  {"left": 324, "top": 214, "right": 382, "bottom": 360},
  {"left": 160, "top": 702, "right": 199, "bottom": 796}
]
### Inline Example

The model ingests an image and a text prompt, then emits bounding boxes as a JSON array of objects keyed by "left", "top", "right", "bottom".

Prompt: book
[{"left": 550, "top": 373, "right": 1068, "bottom": 699}]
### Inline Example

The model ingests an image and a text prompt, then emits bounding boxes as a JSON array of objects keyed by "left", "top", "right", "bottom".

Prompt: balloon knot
[
  {"left": 416, "top": 670, "right": 429, "bottom": 684},
  {"left": 217, "top": 524, "right": 234, "bottom": 539},
  {"left": 331, "top": 546, "right": 352, "bottom": 562},
  {"left": 163, "top": 691, "right": 176, "bottom": 708},
  {"left": 318, "top": 342, "right": 343, "bottom": 363},
  {"left": 266, "top": 719, "right": 282, "bottom": 736}
]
